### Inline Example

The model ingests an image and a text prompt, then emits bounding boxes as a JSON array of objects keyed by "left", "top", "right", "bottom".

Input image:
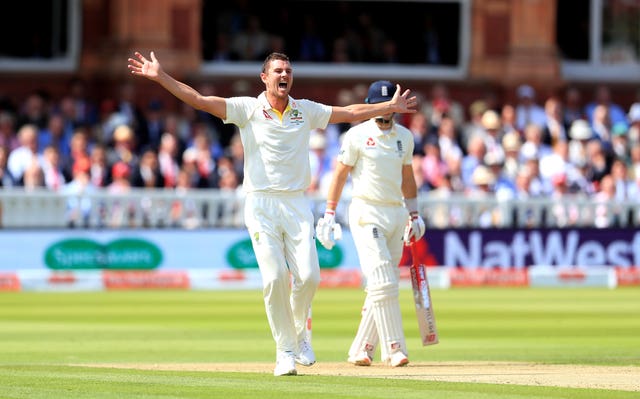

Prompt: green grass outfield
[{"left": 0, "top": 287, "right": 639, "bottom": 398}]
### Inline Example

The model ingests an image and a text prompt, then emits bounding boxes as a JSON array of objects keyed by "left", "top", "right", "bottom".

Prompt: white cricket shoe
[
  {"left": 348, "top": 351, "right": 372, "bottom": 366},
  {"left": 388, "top": 351, "right": 409, "bottom": 367},
  {"left": 295, "top": 340, "right": 316, "bottom": 366},
  {"left": 274, "top": 351, "right": 297, "bottom": 376}
]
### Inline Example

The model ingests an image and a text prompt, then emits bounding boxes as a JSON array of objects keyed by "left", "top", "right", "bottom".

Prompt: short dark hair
[{"left": 262, "top": 52, "right": 290, "bottom": 73}]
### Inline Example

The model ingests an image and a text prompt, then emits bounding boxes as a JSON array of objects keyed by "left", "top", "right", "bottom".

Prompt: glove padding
[
  {"left": 403, "top": 212, "right": 425, "bottom": 244},
  {"left": 316, "top": 214, "right": 342, "bottom": 250}
]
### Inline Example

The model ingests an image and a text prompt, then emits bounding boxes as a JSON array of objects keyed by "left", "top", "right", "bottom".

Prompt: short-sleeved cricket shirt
[
  {"left": 338, "top": 118, "right": 414, "bottom": 206},
  {"left": 224, "top": 93, "right": 332, "bottom": 193}
]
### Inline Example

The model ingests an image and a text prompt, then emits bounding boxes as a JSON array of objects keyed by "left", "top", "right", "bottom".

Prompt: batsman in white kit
[
  {"left": 317, "top": 81, "right": 426, "bottom": 367},
  {"left": 127, "top": 52, "right": 418, "bottom": 376}
]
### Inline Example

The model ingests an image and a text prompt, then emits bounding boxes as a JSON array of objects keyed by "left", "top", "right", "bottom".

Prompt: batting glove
[
  {"left": 403, "top": 211, "right": 426, "bottom": 244},
  {"left": 316, "top": 210, "right": 341, "bottom": 250}
]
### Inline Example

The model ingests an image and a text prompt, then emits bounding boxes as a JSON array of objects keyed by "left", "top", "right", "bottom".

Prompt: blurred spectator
[
  {"left": 7, "top": 123, "right": 39, "bottom": 184},
  {"left": 231, "top": 15, "right": 271, "bottom": 61},
  {"left": 591, "top": 104, "right": 613, "bottom": 149},
  {"left": 563, "top": 86, "right": 585, "bottom": 128},
  {"left": 158, "top": 132, "right": 181, "bottom": 189},
  {"left": 144, "top": 99, "right": 166, "bottom": 150},
  {"left": 478, "top": 109, "right": 505, "bottom": 163},
  {"left": 380, "top": 38, "right": 399, "bottom": 63},
  {"left": 548, "top": 172, "right": 582, "bottom": 227},
  {"left": 461, "top": 134, "right": 486, "bottom": 187},
  {"left": 38, "top": 112, "right": 72, "bottom": 161},
  {"left": 61, "top": 156, "right": 97, "bottom": 228},
  {"left": 421, "top": 83, "right": 465, "bottom": 130},
  {"left": 217, "top": 155, "right": 241, "bottom": 191},
  {"left": 40, "top": 145, "right": 67, "bottom": 191},
  {"left": 467, "top": 165, "right": 502, "bottom": 227},
  {"left": 210, "top": 33, "right": 240, "bottom": 62},
  {"left": 610, "top": 158, "right": 637, "bottom": 202},
  {"left": 520, "top": 155, "right": 546, "bottom": 197},
  {"left": 97, "top": 98, "right": 127, "bottom": 144},
  {"left": 114, "top": 81, "right": 148, "bottom": 148},
  {"left": 426, "top": 173, "right": 460, "bottom": 228},
  {"left": 435, "top": 116, "right": 463, "bottom": 165},
  {"left": 584, "top": 84, "right": 627, "bottom": 127},
  {"left": 67, "top": 77, "right": 98, "bottom": 127},
  {"left": 593, "top": 174, "right": 619, "bottom": 228},
  {"left": 500, "top": 103, "right": 518, "bottom": 134},
  {"left": 88, "top": 144, "right": 111, "bottom": 188},
  {"left": 298, "top": 16, "right": 326, "bottom": 61},
  {"left": 106, "top": 161, "right": 134, "bottom": 227},
  {"left": 171, "top": 168, "right": 200, "bottom": 229},
  {"left": 407, "top": 111, "right": 429, "bottom": 156},
  {"left": 0, "top": 111, "right": 19, "bottom": 151},
  {"left": 484, "top": 151, "right": 516, "bottom": 201},
  {"left": 225, "top": 131, "right": 244, "bottom": 184},
  {"left": 161, "top": 113, "right": 189, "bottom": 156},
  {"left": 611, "top": 122, "right": 630, "bottom": 163},
  {"left": 567, "top": 119, "right": 592, "bottom": 167},
  {"left": 461, "top": 100, "right": 488, "bottom": 150},
  {"left": 631, "top": 145, "right": 640, "bottom": 186},
  {"left": 627, "top": 102, "right": 640, "bottom": 145},
  {"left": 183, "top": 129, "right": 218, "bottom": 188},
  {"left": 356, "top": 12, "right": 387, "bottom": 62},
  {"left": 0, "top": 146, "right": 16, "bottom": 187},
  {"left": 412, "top": 154, "right": 429, "bottom": 193},
  {"left": 22, "top": 159, "right": 44, "bottom": 190},
  {"left": 542, "top": 96, "right": 568, "bottom": 146},
  {"left": 107, "top": 124, "right": 139, "bottom": 170},
  {"left": 519, "top": 123, "right": 552, "bottom": 164},
  {"left": 131, "top": 147, "right": 164, "bottom": 189},
  {"left": 420, "top": 134, "right": 447, "bottom": 190},
  {"left": 514, "top": 84, "right": 546, "bottom": 132},
  {"left": 539, "top": 139, "right": 570, "bottom": 183},
  {"left": 66, "top": 127, "right": 91, "bottom": 178},
  {"left": 584, "top": 140, "right": 610, "bottom": 186},
  {"left": 501, "top": 131, "right": 522, "bottom": 181},
  {"left": 17, "top": 91, "right": 50, "bottom": 130}
]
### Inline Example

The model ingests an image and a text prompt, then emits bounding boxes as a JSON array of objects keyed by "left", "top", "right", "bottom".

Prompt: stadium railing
[{"left": 0, "top": 188, "right": 638, "bottom": 229}]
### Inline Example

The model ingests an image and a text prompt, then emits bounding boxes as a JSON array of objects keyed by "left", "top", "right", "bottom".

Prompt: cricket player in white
[
  {"left": 317, "top": 81, "right": 426, "bottom": 367},
  {"left": 127, "top": 52, "right": 418, "bottom": 376}
]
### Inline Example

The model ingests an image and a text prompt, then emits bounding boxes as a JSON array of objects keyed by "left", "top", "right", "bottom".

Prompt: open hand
[{"left": 127, "top": 51, "right": 162, "bottom": 80}]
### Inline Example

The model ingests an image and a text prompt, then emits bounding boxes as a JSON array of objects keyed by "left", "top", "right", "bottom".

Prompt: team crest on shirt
[
  {"left": 365, "top": 137, "right": 376, "bottom": 148},
  {"left": 289, "top": 109, "right": 304, "bottom": 125},
  {"left": 396, "top": 140, "right": 404, "bottom": 157}
]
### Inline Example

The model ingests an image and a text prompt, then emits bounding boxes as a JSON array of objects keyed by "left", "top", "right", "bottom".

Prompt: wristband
[{"left": 404, "top": 197, "right": 418, "bottom": 214}]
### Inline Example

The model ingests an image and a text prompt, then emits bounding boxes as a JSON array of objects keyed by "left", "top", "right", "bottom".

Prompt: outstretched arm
[
  {"left": 127, "top": 51, "right": 227, "bottom": 120},
  {"left": 328, "top": 84, "right": 417, "bottom": 124}
]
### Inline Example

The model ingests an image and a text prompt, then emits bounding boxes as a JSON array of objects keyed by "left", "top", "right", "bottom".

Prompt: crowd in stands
[{"left": 1, "top": 78, "right": 639, "bottom": 228}]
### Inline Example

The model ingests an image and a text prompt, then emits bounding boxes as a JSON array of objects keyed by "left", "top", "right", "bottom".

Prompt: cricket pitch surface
[{"left": 85, "top": 361, "right": 640, "bottom": 392}]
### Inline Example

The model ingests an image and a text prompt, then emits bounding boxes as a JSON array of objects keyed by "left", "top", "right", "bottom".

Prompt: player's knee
[
  {"left": 299, "top": 268, "right": 321, "bottom": 289},
  {"left": 366, "top": 262, "right": 399, "bottom": 301}
]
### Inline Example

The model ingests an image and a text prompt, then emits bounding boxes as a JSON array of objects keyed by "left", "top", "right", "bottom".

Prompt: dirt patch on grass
[{"left": 83, "top": 361, "right": 640, "bottom": 392}]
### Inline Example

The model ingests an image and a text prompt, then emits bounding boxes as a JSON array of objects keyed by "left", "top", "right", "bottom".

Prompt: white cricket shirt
[
  {"left": 224, "top": 93, "right": 332, "bottom": 193},
  {"left": 338, "top": 118, "right": 414, "bottom": 206}
]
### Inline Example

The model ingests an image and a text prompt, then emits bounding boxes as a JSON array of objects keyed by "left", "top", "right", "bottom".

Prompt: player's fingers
[{"left": 151, "top": 51, "right": 158, "bottom": 62}]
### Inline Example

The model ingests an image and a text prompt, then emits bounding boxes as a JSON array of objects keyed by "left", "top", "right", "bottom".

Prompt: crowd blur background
[{"left": 1, "top": 0, "right": 640, "bottom": 229}]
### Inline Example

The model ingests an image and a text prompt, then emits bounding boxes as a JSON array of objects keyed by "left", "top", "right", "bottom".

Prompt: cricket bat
[{"left": 409, "top": 242, "right": 439, "bottom": 346}]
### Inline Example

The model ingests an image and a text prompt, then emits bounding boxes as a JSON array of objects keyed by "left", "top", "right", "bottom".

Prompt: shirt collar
[{"left": 368, "top": 118, "right": 397, "bottom": 137}]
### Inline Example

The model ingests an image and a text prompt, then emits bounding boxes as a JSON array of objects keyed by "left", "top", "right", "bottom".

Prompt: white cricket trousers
[
  {"left": 244, "top": 191, "right": 320, "bottom": 354},
  {"left": 347, "top": 198, "right": 408, "bottom": 362}
]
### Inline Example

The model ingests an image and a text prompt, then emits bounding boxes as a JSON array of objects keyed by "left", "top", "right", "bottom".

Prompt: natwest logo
[{"left": 442, "top": 230, "right": 640, "bottom": 268}]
